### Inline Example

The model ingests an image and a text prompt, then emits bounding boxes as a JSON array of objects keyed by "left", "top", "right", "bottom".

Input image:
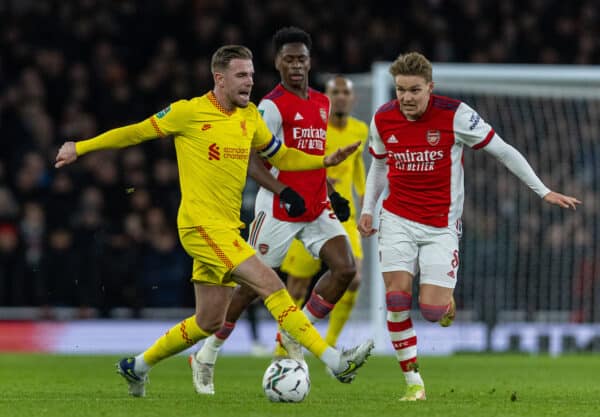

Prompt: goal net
[{"left": 351, "top": 63, "right": 600, "bottom": 340}]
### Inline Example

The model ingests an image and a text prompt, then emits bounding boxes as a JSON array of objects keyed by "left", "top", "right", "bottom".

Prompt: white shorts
[
  {"left": 248, "top": 209, "right": 348, "bottom": 268},
  {"left": 378, "top": 208, "right": 461, "bottom": 289}
]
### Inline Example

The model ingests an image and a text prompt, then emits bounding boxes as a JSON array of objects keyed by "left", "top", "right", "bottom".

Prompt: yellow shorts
[
  {"left": 280, "top": 219, "right": 363, "bottom": 279},
  {"left": 343, "top": 219, "right": 363, "bottom": 260},
  {"left": 179, "top": 225, "right": 256, "bottom": 287},
  {"left": 280, "top": 238, "right": 322, "bottom": 279}
]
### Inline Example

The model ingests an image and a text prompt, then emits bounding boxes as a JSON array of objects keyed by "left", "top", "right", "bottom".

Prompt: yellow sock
[
  {"left": 274, "top": 296, "right": 306, "bottom": 357},
  {"left": 265, "top": 289, "right": 328, "bottom": 358},
  {"left": 325, "top": 290, "right": 358, "bottom": 347},
  {"left": 143, "top": 316, "right": 211, "bottom": 365},
  {"left": 292, "top": 296, "right": 305, "bottom": 308}
]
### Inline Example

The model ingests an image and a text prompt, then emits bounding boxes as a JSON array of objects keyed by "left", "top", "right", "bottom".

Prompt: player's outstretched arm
[
  {"left": 483, "top": 136, "right": 581, "bottom": 207},
  {"left": 55, "top": 141, "right": 77, "bottom": 168},
  {"left": 54, "top": 120, "right": 161, "bottom": 169},
  {"left": 262, "top": 139, "right": 360, "bottom": 171},
  {"left": 324, "top": 141, "right": 361, "bottom": 167},
  {"left": 543, "top": 191, "right": 581, "bottom": 210}
]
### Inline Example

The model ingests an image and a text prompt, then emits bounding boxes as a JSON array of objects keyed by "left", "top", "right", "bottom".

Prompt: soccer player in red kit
[
  {"left": 190, "top": 27, "right": 370, "bottom": 395},
  {"left": 358, "top": 52, "right": 581, "bottom": 401}
]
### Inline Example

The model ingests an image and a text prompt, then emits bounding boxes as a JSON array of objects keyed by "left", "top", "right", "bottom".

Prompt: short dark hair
[
  {"left": 211, "top": 45, "right": 253, "bottom": 73},
  {"left": 272, "top": 27, "right": 312, "bottom": 54}
]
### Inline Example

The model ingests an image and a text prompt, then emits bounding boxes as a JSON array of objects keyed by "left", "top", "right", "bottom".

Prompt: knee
[
  {"left": 331, "top": 262, "right": 357, "bottom": 283},
  {"left": 419, "top": 303, "right": 448, "bottom": 322},
  {"left": 195, "top": 315, "right": 224, "bottom": 334}
]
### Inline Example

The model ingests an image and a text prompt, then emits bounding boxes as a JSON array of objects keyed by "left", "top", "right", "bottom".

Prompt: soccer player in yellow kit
[
  {"left": 280, "top": 75, "right": 368, "bottom": 347},
  {"left": 54, "top": 45, "right": 374, "bottom": 398}
]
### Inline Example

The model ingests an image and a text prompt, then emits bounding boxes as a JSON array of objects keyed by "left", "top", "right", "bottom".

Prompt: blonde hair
[
  {"left": 389, "top": 52, "right": 432, "bottom": 83},
  {"left": 211, "top": 45, "right": 253, "bottom": 73}
]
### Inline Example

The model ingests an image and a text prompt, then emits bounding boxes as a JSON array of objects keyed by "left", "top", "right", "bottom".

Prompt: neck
[
  {"left": 330, "top": 113, "right": 348, "bottom": 128},
  {"left": 211, "top": 89, "right": 234, "bottom": 112},
  {"left": 281, "top": 81, "right": 308, "bottom": 99}
]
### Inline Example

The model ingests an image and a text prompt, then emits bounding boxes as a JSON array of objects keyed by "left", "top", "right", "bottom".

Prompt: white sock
[
  {"left": 404, "top": 369, "right": 424, "bottom": 386},
  {"left": 320, "top": 346, "right": 342, "bottom": 371},
  {"left": 134, "top": 354, "right": 151, "bottom": 375},
  {"left": 195, "top": 335, "right": 225, "bottom": 364},
  {"left": 302, "top": 306, "right": 320, "bottom": 323}
]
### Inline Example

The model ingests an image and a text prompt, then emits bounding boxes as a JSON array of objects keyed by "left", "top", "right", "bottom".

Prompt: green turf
[{"left": 0, "top": 354, "right": 598, "bottom": 417}]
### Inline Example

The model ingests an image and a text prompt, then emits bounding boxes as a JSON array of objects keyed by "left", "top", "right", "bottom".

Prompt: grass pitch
[{"left": 0, "top": 353, "right": 598, "bottom": 417}]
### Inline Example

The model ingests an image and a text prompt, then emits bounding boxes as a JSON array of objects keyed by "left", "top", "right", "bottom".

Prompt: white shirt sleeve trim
[{"left": 258, "top": 99, "right": 283, "bottom": 137}]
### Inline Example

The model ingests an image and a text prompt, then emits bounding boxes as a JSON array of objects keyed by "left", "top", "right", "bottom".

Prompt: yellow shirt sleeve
[
  {"left": 150, "top": 100, "right": 193, "bottom": 137},
  {"left": 268, "top": 144, "right": 325, "bottom": 170},
  {"left": 75, "top": 119, "right": 158, "bottom": 156},
  {"left": 252, "top": 111, "right": 324, "bottom": 171},
  {"left": 75, "top": 100, "right": 192, "bottom": 156}
]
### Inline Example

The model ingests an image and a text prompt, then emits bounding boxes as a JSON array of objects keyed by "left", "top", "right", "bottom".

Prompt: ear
[
  {"left": 428, "top": 81, "right": 435, "bottom": 93},
  {"left": 214, "top": 72, "right": 224, "bottom": 88},
  {"left": 274, "top": 54, "right": 281, "bottom": 71}
]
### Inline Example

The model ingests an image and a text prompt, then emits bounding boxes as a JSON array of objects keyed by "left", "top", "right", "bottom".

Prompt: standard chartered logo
[{"left": 223, "top": 147, "right": 249, "bottom": 160}]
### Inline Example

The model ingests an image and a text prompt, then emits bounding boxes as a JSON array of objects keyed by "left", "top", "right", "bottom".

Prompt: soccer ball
[{"left": 262, "top": 359, "right": 310, "bottom": 403}]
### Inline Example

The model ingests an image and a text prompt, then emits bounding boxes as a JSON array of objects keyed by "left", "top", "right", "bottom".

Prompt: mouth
[
  {"left": 238, "top": 91, "right": 250, "bottom": 99},
  {"left": 289, "top": 74, "right": 304, "bottom": 82}
]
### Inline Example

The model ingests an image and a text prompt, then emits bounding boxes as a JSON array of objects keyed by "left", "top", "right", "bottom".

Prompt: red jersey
[
  {"left": 256, "top": 84, "right": 330, "bottom": 222},
  {"left": 369, "top": 95, "right": 495, "bottom": 228}
]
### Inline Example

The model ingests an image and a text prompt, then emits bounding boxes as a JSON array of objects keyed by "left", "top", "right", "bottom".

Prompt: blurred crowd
[{"left": 1, "top": 0, "right": 599, "bottom": 318}]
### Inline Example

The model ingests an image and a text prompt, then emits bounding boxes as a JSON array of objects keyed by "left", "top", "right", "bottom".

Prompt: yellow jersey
[
  {"left": 75, "top": 91, "right": 327, "bottom": 231},
  {"left": 325, "top": 116, "right": 368, "bottom": 219},
  {"left": 150, "top": 93, "right": 274, "bottom": 229}
]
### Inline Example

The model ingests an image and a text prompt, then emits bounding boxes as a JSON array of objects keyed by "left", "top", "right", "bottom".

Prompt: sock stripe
[
  {"left": 419, "top": 302, "right": 449, "bottom": 322},
  {"left": 305, "top": 292, "right": 334, "bottom": 319},
  {"left": 180, "top": 321, "right": 195, "bottom": 346},
  {"left": 400, "top": 357, "right": 418, "bottom": 372},
  {"left": 385, "top": 291, "right": 412, "bottom": 311},
  {"left": 387, "top": 292, "right": 419, "bottom": 378},
  {"left": 387, "top": 318, "right": 413, "bottom": 332},
  {"left": 277, "top": 305, "right": 299, "bottom": 325},
  {"left": 392, "top": 335, "right": 417, "bottom": 350},
  {"left": 389, "top": 328, "right": 415, "bottom": 342},
  {"left": 214, "top": 321, "right": 235, "bottom": 340}
]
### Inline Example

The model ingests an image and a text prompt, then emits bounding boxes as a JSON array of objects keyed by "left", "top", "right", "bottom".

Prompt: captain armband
[{"left": 257, "top": 135, "right": 282, "bottom": 158}]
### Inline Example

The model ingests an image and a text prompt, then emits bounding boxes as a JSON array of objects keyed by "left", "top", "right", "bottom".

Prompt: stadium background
[{"left": 1, "top": 0, "right": 599, "bottom": 355}]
